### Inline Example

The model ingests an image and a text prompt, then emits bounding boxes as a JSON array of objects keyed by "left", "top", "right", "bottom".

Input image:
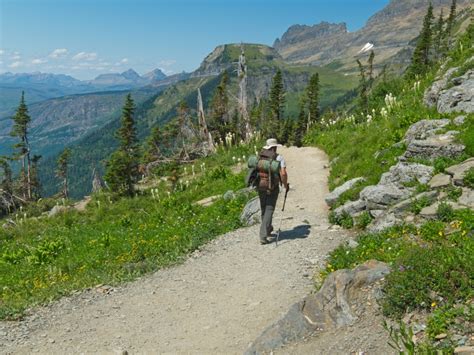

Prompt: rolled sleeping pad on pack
[
  {"left": 247, "top": 155, "right": 258, "bottom": 169},
  {"left": 257, "top": 159, "right": 281, "bottom": 174}
]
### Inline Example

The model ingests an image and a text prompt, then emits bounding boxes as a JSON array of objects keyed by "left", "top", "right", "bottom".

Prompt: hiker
[{"left": 257, "top": 138, "right": 289, "bottom": 245}]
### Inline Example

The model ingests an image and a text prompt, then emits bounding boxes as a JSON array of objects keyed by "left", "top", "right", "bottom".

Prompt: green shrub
[
  {"left": 381, "top": 243, "right": 473, "bottom": 317},
  {"left": 437, "top": 202, "right": 455, "bottom": 222},
  {"left": 446, "top": 185, "right": 462, "bottom": 201},
  {"left": 426, "top": 306, "right": 466, "bottom": 340},
  {"left": 463, "top": 167, "right": 474, "bottom": 188},
  {"left": 410, "top": 196, "right": 431, "bottom": 215},
  {"left": 355, "top": 211, "right": 372, "bottom": 229}
]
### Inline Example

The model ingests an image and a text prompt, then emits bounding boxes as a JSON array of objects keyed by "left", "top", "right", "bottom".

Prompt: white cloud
[
  {"left": 9, "top": 61, "right": 22, "bottom": 68},
  {"left": 0, "top": 50, "right": 4, "bottom": 56},
  {"left": 72, "top": 51, "right": 98, "bottom": 61},
  {"left": 32, "top": 58, "right": 48, "bottom": 64},
  {"left": 120, "top": 58, "right": 129, "bottom": 64},
  {"left": 11, "top": 54, "right": 21, "bottom": 60},
  {"left": 49, "top": 48, "right": 68, "bottom": 58}
]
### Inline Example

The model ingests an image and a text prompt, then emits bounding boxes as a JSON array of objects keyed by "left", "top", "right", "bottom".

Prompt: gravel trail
[{"left": 1, "top": 147, "right": 352, "bottom": 354}]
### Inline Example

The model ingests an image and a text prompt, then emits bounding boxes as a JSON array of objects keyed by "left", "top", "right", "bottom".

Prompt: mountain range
[
  {"left": 273, "top": 0, "right": 472, "bottom": 72},
  {"left": 0, "top": 68, "right": 168, "bottom": 113}
]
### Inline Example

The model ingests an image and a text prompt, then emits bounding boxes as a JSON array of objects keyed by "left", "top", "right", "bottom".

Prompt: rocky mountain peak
[
  {"left": 273, "top": 21, "right": 347, "bottom": 50},
  {"left": 121, "top": 68, "right": 141, "bottom": 81},
  {"left": 143, "top": 68, "right": 167, "bottom": 82}
]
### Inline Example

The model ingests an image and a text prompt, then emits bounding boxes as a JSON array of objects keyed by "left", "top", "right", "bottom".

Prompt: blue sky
[{"left": 0, "top": 0, "right": 389, "bottom": 80}]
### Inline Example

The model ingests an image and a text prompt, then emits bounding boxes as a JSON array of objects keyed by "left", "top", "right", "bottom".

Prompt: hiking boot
[
  {"left": 266, "top": 235, "right": 276, "bottom": 243},
  {"left": 260, "top": 238, "right": 270, "bottom": 245}
]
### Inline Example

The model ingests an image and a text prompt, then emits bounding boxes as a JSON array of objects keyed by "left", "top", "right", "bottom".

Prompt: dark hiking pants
[{"left": 258, "top": 188, "right": 279, "bottom": 241}]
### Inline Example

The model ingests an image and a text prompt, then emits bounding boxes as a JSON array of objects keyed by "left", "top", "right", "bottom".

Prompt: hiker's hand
[{"left": 285, "top": 183, "right": 290, "bottom": 192}]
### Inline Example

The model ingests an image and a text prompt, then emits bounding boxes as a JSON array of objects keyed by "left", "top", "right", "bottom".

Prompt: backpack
[{"left": 246, "top": 149, "right": 281, "bottom": 192}]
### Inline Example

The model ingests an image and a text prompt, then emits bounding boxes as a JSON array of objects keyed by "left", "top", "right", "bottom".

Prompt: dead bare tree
[
  {"left": 197, "top": 88, "right": 216, "bottom": 152},
  {"left": 238, "top": 44, "right": 252, "bottom": 141}
]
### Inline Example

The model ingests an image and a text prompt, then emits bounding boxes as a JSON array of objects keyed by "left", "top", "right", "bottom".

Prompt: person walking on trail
[{"left": 257, "top": 138, "right": 289, "bottom": 245}]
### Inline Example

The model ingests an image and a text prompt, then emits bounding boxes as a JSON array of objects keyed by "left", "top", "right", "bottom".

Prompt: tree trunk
[
  {"left": 197, "top": 88, "right": 216, "bottom": 152},
  {"left": 238, "top": 44, "right": 252, "bottom": 141}
]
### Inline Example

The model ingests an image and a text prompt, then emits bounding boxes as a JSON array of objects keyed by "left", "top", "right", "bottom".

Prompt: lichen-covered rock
[
  {"left": 334, "top": 199, "right": 366, "bottom": 217},
  {"left": 360, "top": 183, "right": 411, "bottom": 207},
  {"left": 445, "top": 157, "right": 474, "bottom": 186},
  {"left": 419, "top": 201, "right": 464, "bottom": 220},
  {"left": 325, "top": 177, "right": 365, "bottom": 208},
  {"left": 403, "top": 119, "right": 450, "bottom": 143},
  {"left": 458, "top": 188, "right": 474, "bottom": 209},
  {"left": 437, "top": 70, "right": 474, "bottom": 114},
  {"left": 245, "top": 261, "right": 390, "bottom": 355},
  {"left": 380, "top": 162, "right": 434, "bottom": 186},
  {"left": 429, "top": 173, "right": 452, "bottom": 188},
  {"left": 240, "top": 196, "right": 261, "bottom": 226},
  {"left": 402, "top": 132, "right": 465, "bottom": 161},
  {"left": 423, "top": 68, "right": 458, "bottom": 108},
  {"left": 453, "top": 115, "right": 466, "bottom": 126},
  {"left": 390, "top": 191, "right": 438, "bottom": 216},
  {"left": 366, "top": 212, "right": 402, "bottom": 233}
]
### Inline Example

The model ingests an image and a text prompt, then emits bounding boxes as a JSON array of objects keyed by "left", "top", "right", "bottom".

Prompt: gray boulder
[
  {"left": 453, "top": 115, "right": 466, "bottom": 126},
  {"left": 458, "top": 188, "right": 474, "bottom": 209},
  {"left": 325, "top": 177, "right": 365, "bottom": 208},
  {"left": 245, "top": 261, "right": 390, "bottom": 355},
  {"left": 366, "top": 212, "right": 403, "bottom": 233},
  {"left": 423, "top": 68, "right": 458, "bottom": 108},
  {"left": 402, "top": 132, "right": 465, "bottom": 161},
  {"left": 437, "top": 70, "right": 474, "bottom": 114},
  {"left": 240, "top": 197, "right": 261, "bottom": 226},
  {"left": 419, "top": 201, "right": 464, "bottom": 220},
  {"left": 380, "top": 162, "right": 434, "bottom": 186},
  {"left": 403, "top": 119, "right": 450, "bottom": 143},
  {"left": 334, "top": 199, "right": 366, "bottom": 217},
  {"left": 429, "top": 173, "right": 452, "bottom": 189},
  {"left": 48, "top": 205, "right": 70, "bottom": 217},
  {"left": 445, "top": 157, "right": 474, "bottom": 186},
  {"left": 390, "top": 191, "right": 438, "bottom": 217},
  {"left": 360, "top": 183, "right": 411, "bottom": 207}
]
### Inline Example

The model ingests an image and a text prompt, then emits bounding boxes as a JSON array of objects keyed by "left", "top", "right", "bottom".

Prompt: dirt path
[{"left": 1, "top": 147, "right": 353, "bottom": 354}]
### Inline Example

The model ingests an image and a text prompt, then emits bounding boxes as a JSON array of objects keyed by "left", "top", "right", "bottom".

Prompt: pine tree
[
  {"left": 268, "top": 69, "right": 285, "bottom": 137},
  {"left": 210, "top": 71, "right": 229, "bottom": 139},
  {"left": 0, "top": 157, "right": 13, "bottom": 195},
  {"left": 367, "top": 50, "right": 375, "bottom": 81},
  {"left": 433, "top": 10, "right": 445, "bottom": 57},
  {"left": 56, "top": 149, "right": 71, "bottom": 198},
  {"left": 30, "top": 154, "right": 42, "bottom": 199},
  {"left": 294, "top": 103, "right": 307, "bottom": 147},
  {"left": 306, "top": 73, "right": 320, "bottom": 130},
  {"left": 143, "top": 126, "right": 162, "bottom": 163},
  {"left": 10, "top": 91, "right": 32, "bottom": 199},
  {"left": 445, "top": 0, "right": 457, "bottom": 38},
  {"left": 105, "top": 94, "right": 140, "bottom": 196},
  {"left": 408, "top": 3, "right": 434, "bottom": 77}
]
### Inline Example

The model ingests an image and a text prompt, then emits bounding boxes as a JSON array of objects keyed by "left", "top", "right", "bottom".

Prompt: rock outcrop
[
  {"left": 424, "top": 67, "right": 474, "bottom": 114},
  {"left": 245, "top": 261, "right": 390, "bottom": 355},
  {"left": 240, "top": 197, "right": 261, "bottom": 226},
  {"left": 325, "top": 177, "right": 365, "bottom": 208}
]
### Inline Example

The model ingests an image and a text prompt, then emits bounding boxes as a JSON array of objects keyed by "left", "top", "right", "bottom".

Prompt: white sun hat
[{"left": 263, "top": 138, "right": 282, "bottom": 149}]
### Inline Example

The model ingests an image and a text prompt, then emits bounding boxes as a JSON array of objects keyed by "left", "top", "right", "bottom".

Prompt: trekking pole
[{"left": 275, "top": 184, "right": 290, "bottom": 247}]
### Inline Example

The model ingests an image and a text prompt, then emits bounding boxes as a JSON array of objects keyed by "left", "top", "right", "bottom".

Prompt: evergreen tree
[
  {"left": 56, "top": 149, "right": 70, "bottom": 198},
  {"left": 143, "top": 126, "right": 162, "bottom": 163},
  {"left": 445, "top": 0, "right": 457, "bottom": 38},
  {"left": 10, "top": 91, "right": 32, "bottom": 199},
  {"left": 306, "top": 73, "right": 320, "bottom": 130},
  {"left": 30, "top": 154, "right": 42, "bottom": 199},
  {"left": 105, "top": 94, "right": 140, "bottom": 197},
  {"left": 367, "top": 50, "right": 375, "bottom": 81},
  {"left": 294, "top": 103, "right": 307, "bottom": 147},
  {"left": 210, "top": 71, "right": 229, "bottom": 140},
  {"left": 407, "top": 3, "right": 434, "bottom": 77},
  {"left": 433, "top": 10, "right": 445, "bottom": 57},
  {"left": 0, "top": 157, "right": 13, "bottom": 195},
  {"left": 268, "top": 69, "right": 285, "bottom": 136}
]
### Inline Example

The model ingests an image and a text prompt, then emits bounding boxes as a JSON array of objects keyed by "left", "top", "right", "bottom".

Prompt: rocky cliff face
[{"left": 274, "top": 0, "right": 471, "bottom": 71}]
